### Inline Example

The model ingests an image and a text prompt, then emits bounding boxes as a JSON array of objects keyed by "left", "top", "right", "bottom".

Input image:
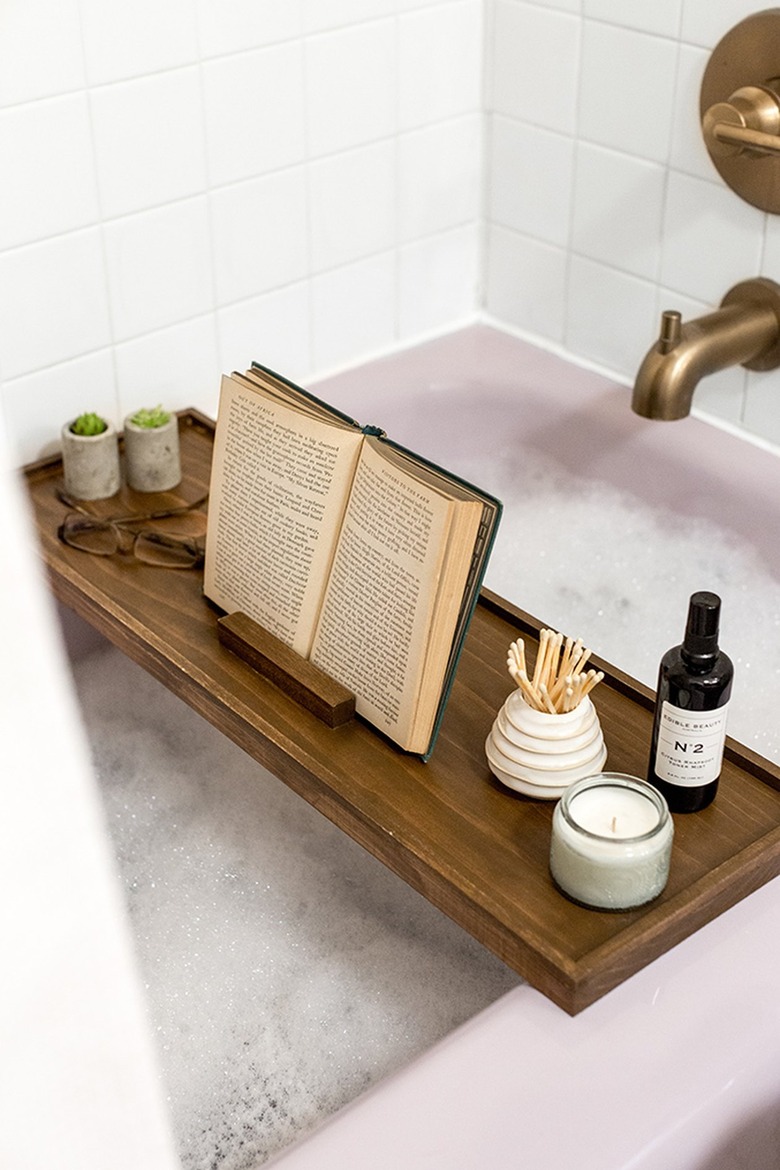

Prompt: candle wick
[{"left": 611, "top": 816, "right": 617, "bottom": 833}]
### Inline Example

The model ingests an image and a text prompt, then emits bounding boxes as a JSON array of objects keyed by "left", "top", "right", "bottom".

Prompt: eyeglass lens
[{"left": 60, "top": 515, "right": 202, "bottom": 568}]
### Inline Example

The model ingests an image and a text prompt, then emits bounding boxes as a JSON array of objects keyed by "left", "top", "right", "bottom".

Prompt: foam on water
[
  {"left": 70, "top": 384, "right": 780, "bottom": 1168},
  {"left": 465, "top": 441, "right": 780, "bottom": 765},
  {"left": 73, "top": 650, "right": 519, "bottom": 1169}
]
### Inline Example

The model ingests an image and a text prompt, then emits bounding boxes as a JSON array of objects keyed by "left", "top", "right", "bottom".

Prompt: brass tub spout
[{"left": 632, "top": 278, "right": 780, "bottom": 420}]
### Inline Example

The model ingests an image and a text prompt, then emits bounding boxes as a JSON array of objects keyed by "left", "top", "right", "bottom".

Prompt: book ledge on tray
[{"left": 217, "top": 612, "right": 356, "bottom": 728}]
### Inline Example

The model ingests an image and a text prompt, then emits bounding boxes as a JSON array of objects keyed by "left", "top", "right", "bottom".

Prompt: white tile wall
[
  {"left": 0, "top": 0, "right": 483, "bottom": 463},
  {"left": 485, "top": 0, "right": 780, "bottom": 448},
  {"left": 4, "top": 0, "right": 780, "bottom": 464}
]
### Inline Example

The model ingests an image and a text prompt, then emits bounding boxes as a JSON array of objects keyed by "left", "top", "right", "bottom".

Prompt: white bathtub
[
  {"left": 34, "top": 324, "right": 780, "bottom": 1169},
  {"left": 266, "top": 324, "right": 780, "bottom": 1170}
]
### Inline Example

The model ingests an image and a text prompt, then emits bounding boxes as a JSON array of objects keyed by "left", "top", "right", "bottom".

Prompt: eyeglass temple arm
[{"left": 57, "top": 490, "right": 208, "bottom": 524}]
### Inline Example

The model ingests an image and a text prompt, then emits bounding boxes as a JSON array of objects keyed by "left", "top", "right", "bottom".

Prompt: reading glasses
[{"left": 57, "top": 490, "right": 208, "bottom": 569}]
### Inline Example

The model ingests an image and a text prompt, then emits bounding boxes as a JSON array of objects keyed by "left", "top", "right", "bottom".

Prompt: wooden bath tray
[{"left": 24, "top": 410, "right": 780, "bottom": 1014}]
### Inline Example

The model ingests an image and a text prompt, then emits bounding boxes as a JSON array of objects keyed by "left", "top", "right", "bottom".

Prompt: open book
[{"left": 204, "top": 362, "right": 501, "bottom": 757}]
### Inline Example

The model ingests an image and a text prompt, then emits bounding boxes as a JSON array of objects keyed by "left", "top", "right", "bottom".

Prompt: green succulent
[
  {"left": 70, "top": 412, "right": 108, "bottom": 436},
  {"left": 129, "top": 404, "right": 171, "bottom": 429}
]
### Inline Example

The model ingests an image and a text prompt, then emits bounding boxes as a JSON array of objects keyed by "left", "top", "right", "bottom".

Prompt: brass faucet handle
[
  {"left": 658, "top": 310, "right": 682, "bottom": 355},
  {"left": 703, "top": 85, "right": 780, "bottom": 159}
]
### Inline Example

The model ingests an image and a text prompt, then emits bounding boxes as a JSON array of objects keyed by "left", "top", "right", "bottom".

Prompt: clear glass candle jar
[{"left": 549, "top": 773, "right": 673, "bottom": 911}]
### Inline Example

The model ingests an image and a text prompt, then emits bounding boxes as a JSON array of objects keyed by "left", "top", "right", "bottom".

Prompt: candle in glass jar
[{"left": 550, "top": 773, "right": 673, "bottom": 910}]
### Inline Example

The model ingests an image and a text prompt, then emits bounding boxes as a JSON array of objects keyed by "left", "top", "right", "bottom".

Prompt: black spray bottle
[{"left": 647, "top": 591, "right": 733, "bottom": 813}]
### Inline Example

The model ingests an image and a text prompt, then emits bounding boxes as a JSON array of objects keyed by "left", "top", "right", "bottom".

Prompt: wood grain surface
[{"left": 24, "top": 410, "right": 780, "bottom": 1014}]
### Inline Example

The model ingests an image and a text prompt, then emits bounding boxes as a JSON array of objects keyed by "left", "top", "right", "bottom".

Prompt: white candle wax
[
  {"left": 550, "top": 774, "right": 673, "bottom": 911},
  {"left": 567, "top": 786, "right": 660, "bottom": 839}
]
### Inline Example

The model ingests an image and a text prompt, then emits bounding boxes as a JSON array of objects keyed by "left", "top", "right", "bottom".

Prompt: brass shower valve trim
[{"left": 700, "top": 9, "right": 780, "bottom": 212}]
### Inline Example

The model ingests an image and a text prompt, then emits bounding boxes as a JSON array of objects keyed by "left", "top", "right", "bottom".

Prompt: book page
[
  {"left": 309, "top": 439, "right": 454, "bottom": 749},
  {"left": 205, "top": 375, "right": 363, "bottom": 658}
]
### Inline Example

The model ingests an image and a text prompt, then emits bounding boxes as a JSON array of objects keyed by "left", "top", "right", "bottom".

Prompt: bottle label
[{"left": 654, "top": 700, "right": 729, "bottom": 787}]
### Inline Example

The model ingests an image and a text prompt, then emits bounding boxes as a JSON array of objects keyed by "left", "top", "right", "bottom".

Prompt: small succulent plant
[
  {"left": 70, "top": 412, "right": 108, "bottom": 436},
  {"left": 129, "top": 404, "right": 171, "bottom": 429}
]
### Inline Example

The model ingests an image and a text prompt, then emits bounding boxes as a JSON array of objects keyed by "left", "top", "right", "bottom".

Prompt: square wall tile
[
  {"left": 211, "top": 169, "right": 309, "bottom": 303},
  {"left": 196, "top": 0, "right": 301, "bottom": 57},
  {"left": 0, "top": 0, "right": 84, "bottom": 107},
  {"left": 203, "top": 43, "right": 306, "bottom": 187},
  {"left": 311, "top": 252, "right": 396, "bottom": 372},
  {"left": 681, "top": 0, "right": 764, "bottom": 49},
  {"left": 0, "top": 95, "right": 98, "bottom": 250},
  {"left": 485, "top": 225, "right": 567, "bottom": 342},
  {"left": 305, "top": 20, "right": 396, "bottom": 158},
  {"left": 399, "top": 1, "right": 482, "bottom": 131},
  {"left": 79, "top": 0, "right": 199, "bottom": 85},
  {"left": 2, "top": 351, "right": 118, "bottom": 464},
  {"left": 490, "top": 2, "right": 580, "bottom": 134},
  {"left": 0, "top": 230, "right": 112, "bottom": 380},
  {"left": 399, "top": 115, "right": 481, "bottom": 243},
  {"left": 489, "top": 117, "right": 574, "bottom": 247},
  {"left": 743, "top": 367, "right": 780, "bottom": 445},
  {"left": 660, "top": 170, "right": 764, "bottom": 304},
  {"left": 399, "top": 225, "right": 479, "bottom": 339},
  {"left": 303, "top": 0, "right": 395, "bottom": 33},
  {"left": 668, "top": 44, "right": 712, "bottom": 181},
  {"left": 115, "top": 315, "right": 222, "bottom": 420},
  {"left": 571, "top": 143, "right": 666, "bottom": 280},
  {"left": 309, "top": 142, "right": 395, "bottom": 272},
  {"left": 565, "top": 255, "right": 658, "bottom": 378},
  {"left": 217, "top": 283, "right": 311, "bottom": 384},
  {"left": 103, "top": 198, "right": 215, "bottom": 341},
  {"left": 759, "top": 216, "right": 780, "bottom": 275},
  {"left": 90, "top": 68, "right": 206, "bottom": 219},
  {"left": 579, "top": 22, "right": 678, "bottom": 163},
  {"left": 583, "top": 0, "right": 682, "bottom": 37}
]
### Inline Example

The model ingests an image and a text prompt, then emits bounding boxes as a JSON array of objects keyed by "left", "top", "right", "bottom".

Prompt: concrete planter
[
  {"left": 123, "top": 414, "right": 181, "bottom": 493},
  {"left": 61, "top": 420, "right": 121, "bottom": 500}
]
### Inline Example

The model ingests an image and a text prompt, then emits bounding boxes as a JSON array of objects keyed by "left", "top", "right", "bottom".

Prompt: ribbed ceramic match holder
[
  {"left": 486, "top": 690, "right": 607, "bottom": 799},
  {"left": 485, "top": 629, "right": 608, "bottom": 799}
]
